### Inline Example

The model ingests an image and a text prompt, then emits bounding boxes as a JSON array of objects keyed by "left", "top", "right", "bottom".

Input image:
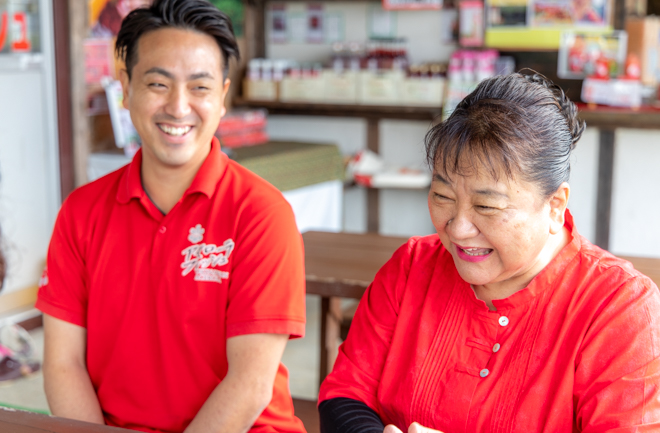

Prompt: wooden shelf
[
  {"left": 577, "top": 104, "right": 660, "bottom": 130},
  {"left": 233, "top": 98, "right": 442, "bottom": 121}
]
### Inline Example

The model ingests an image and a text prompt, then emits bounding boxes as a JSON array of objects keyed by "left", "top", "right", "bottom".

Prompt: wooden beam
[
  {"left": 0, "top": 286, "right": 38, "bottom": 317},
  {"left": 69, "top": 0, "right": 90, "bottom": 187},
  {"left": 53, "top": 0, "right": 74, "bottom": 200},
  {"left": 366, "top": 118, "right": 380, "bottom": 233}
]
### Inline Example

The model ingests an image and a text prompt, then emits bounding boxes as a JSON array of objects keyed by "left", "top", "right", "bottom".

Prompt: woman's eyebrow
[
  {"left": 474, "top": 189, "right": 509, "bottom": 198},
  {"left": 433, "top": 173, "right": 450, "bottom": 184}
]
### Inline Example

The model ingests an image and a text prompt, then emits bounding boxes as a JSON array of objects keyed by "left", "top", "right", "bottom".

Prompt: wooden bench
[{"left": 293, "top": 231, "right": 408, "bottom": 433}]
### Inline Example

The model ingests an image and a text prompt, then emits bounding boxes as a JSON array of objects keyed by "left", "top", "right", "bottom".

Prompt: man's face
[{"left": 120, "top": 27, "right": 230, "bottom": 172}]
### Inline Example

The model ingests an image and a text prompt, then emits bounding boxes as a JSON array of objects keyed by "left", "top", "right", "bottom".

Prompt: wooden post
[
  {"left": 319, "top": 296, "right": 342, "bottom": 388},
  {"left": 595, "top": 129, "right": 616, "bottom": 250},
  {"left": 53, "top": 0, "right": 74, "bottom": 199},
  {"left": 68, "top": 0, "right": 90, "bottom": 187},
  {"left": 366, "top": 117, "right": 380, "bottom": 233}
]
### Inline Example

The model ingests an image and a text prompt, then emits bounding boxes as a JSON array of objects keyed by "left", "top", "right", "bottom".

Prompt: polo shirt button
[
  {"left": 498, "top": 316, "right": 509, "bottom": 327},
  {"left": 159, "top": 226, "right": 167, "bottom": 234},
  {"left": 480, "top": 369, "right": 489, "bottom": 378},
  {"left": 493, "top": 343, "right": 501, "bottom": 353}
]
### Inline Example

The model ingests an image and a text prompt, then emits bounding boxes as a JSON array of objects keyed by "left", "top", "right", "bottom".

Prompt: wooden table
[
  {"left": 0, "top": 406, "right": 127, "bottom": 432},
  {"left": 302, "top": 231, "right": 408, "bottom": 386}
]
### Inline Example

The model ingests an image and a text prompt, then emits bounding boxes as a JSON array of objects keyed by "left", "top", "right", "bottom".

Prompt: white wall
[
  {"left": 610, "top": 129, "right": 660, "bottom": 258},
  {"left": 568, "top": 127, "right": 599, "bottom": 244},
  {"left": 0, "top": 0, "right": 60, "bottom": 294}
]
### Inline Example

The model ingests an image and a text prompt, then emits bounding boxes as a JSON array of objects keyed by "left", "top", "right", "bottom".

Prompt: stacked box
[{"left": 626, "top": 16, "right": 660, "bottom": 86}]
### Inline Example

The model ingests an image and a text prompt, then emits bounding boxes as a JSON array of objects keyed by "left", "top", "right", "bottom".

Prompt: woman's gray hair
[{"left": 426, "top": 71, "right": 585, "bottom": 197}]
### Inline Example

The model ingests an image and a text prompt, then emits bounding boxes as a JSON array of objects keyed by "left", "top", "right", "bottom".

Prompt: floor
[{"left": 0, "top": 295, "right": 322, "bottom": 413}]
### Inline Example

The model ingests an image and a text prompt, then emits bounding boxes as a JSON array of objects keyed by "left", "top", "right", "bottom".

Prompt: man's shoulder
[
  {"left": 221, "top": 159, "right": 291, "bottom": 210},
  {"left": 63, "top": 165, "right": 126, "bottom": 213}
]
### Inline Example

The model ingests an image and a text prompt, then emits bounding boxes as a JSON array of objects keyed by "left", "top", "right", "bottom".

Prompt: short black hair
[{"left": 115, "top": 0, "right": 240, "bottom": 79}]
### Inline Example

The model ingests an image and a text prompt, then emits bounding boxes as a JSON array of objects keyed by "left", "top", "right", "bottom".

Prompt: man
[{"left": 37, "top": 1, "right": 306, "bottom": 432}]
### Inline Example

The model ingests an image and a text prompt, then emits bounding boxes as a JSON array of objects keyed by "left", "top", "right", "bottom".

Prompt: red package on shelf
[{"left": 215, "top": 109, "right": 269, "bottom": 148}]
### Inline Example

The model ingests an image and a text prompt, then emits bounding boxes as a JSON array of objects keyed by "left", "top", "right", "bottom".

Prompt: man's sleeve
[
  {"left": 35, "top": 199, "right": 88, "bottom": 328},
  {"left": 318, "top": 239, "right": 414, "bottom": 412},
  {"left": 575, "top": 276, "right": 660, "bottom": 431},
  {"left": 225, "top": 200, "right": 306, "bottom": 339}
]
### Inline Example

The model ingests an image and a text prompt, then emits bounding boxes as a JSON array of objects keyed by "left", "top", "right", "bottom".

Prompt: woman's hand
[{"left": 384, "top": 422, "right": 445, "bottom": 433}]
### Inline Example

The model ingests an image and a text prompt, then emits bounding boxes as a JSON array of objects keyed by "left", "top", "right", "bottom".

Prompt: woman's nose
[{"left": 446, "top": 212, "right": 479, "bottom": 239}]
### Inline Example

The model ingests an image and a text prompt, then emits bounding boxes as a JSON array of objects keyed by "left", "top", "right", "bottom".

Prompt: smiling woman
[{"left": 318, "top": 72, "right": 660, "bottom": 433}]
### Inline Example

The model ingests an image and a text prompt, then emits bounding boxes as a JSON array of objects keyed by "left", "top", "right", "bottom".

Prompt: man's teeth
[
  {"left": 461, "top": 248, "right": 491, "bottom": 257},
  {"left": 158, "top": 125, "right": 191, "bottom": 136}
]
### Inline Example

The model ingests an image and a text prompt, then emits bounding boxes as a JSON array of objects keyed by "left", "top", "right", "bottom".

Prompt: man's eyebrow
[
  {"left": 189, "top": 72, "right": 214, "bottom": 80},
  {"left": 144, "top": 67, "right": 174, "bottom": 79},
  {"left": 143, "top": 69, "right": 215, "bottom": 81}
]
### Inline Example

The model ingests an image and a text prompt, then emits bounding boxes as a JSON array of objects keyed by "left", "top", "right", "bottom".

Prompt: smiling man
[{"left": 36, "top": 1, "right": 306, "bottom": 432}]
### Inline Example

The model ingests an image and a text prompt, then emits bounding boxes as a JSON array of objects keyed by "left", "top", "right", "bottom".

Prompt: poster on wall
[
  {"left": 382, "top": 0, "right": 442, "bottom": 10},
  {"left": 0, "top": 0, "right": 41, "bottom": 54},
  {"left": 89, "top": 0, "right": 152, "bottom": 37},
  {"left": 487, "top": 0, "right": 528, "bottom": 27},
  {"left": 531, "top": 0, "right": 608, "bottom": 26},
  {"left": 485, "top": 0, "right": 611, "bottom": 48},
  {"left": 89, "top": 0, "right": 244, "bottom": 37},
  {"left": 557, "top": 30, "right": 627, "bottom": 78}
]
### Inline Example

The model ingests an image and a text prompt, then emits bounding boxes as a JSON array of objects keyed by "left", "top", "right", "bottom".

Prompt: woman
[{"left": 318, "top": 73, "right": 660, "bottom": 432}]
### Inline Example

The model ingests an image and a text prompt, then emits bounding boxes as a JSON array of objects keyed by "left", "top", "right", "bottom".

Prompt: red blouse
[{"left": 319, "top": 212, "right": 660, "bottom": 432}]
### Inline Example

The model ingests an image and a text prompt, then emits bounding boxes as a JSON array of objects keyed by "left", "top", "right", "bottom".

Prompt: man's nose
[{"left": 165, "top": 87, "right": 192, "bottom": 119}]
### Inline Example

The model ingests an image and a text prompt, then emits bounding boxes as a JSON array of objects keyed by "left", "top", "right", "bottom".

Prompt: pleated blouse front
[{"left": 319, "top": 213, "right": 660, "bottom": 432}]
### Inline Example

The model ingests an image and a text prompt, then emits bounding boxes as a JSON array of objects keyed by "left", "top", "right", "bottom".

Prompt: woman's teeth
[
  {"left": 461, "top": 248, "right": 491, "bottom": 256},
  {"left": 158, "top": 124, "right": 192, "bottom": 136}
]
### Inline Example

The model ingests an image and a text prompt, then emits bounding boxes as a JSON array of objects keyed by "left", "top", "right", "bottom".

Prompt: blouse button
[
  {"left": 480, "top": 369, "right": 490, "bottom": 378},
  {"left": 159, "top": 226, "right": 167, "bottom": 234},
  {"left": 492, "top": 343, "right": 501, "bottom": 353},
  {"left": 498, "top": 316, "right": 509, "bottom": 327}
]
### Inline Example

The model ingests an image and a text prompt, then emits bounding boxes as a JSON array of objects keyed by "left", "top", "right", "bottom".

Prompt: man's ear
[
  {"left": 548, "top": 182, "right": 570, "bottom": 235},
  {"left": 219, "top": 78, "right": 231, "bottom": 118},
  {"left": 119, "top": 69, "right": 131, "bottom": 110}
]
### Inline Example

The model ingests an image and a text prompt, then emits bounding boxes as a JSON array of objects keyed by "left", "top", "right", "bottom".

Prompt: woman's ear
[{"left": 548, "top": 182, "right": 570, "bottom": 235}]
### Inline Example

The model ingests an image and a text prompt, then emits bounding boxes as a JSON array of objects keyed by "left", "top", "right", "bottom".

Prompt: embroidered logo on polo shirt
[{"left": 181, "top": 224, "right": 234, "bottom": 284}]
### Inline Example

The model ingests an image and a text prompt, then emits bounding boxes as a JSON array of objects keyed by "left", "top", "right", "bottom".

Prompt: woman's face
[{"left": 428, "top": 165, "right": 567, "bottom": 293}]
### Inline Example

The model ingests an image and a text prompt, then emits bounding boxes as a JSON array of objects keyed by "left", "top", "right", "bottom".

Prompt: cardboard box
[
  {"left": 243, "top": 79, "right": 278, "bottom": 101},
  {"left": 358, "top": 70, "right": 405, "bottom": 105},
  {"left": 626, "top": 16, "right": 660, "bottom": 86},
  {"left": 322, "top": 71, "right": 358, "bottom": 104},
  {"left": 400, "top": 77, "right": 445, "bottom": 107},
  {"left": 279, "top": 77, "right": 325, "bottom": 102}
]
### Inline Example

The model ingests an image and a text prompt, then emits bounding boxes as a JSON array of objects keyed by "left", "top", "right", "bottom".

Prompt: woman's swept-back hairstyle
[
  {"left": 426, "top": 72, "right": 585, "bottom": 197},
  {"left": 115, "top": 0, "right": 240, "bottom": 79}
]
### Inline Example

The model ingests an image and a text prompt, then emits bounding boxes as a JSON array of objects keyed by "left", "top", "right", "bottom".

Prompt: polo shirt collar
[{"left": 117, "top": 137, "right": 228, "bottom": 204}]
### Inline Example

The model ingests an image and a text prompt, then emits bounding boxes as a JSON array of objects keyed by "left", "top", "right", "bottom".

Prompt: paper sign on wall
[
  {"left": 0, "top": 0, "right": 40, "bottom": 54},
  {"left": 307, "top": 4, "right": 324, "bottom": 43}
]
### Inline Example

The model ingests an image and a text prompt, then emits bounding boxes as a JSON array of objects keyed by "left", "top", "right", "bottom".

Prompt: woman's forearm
[{"left": 319, "top": 398, "right": 385, "bottom": 433}]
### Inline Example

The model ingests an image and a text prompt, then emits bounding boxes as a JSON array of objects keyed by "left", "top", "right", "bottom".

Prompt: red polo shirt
[
  {"left": 320, "top": 212, "right": 660, "bottom": 432},
  {"left": 37, "top": 138, "right": 306, "bottom": 433}
]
